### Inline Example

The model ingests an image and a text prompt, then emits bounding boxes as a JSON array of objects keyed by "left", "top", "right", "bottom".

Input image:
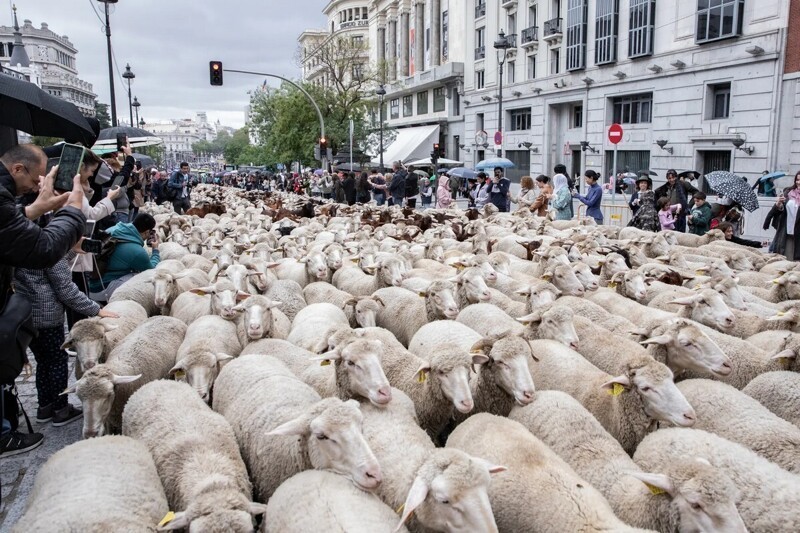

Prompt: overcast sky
[{"left": 7, "top": 0, "right": 327, "bottom": 128}]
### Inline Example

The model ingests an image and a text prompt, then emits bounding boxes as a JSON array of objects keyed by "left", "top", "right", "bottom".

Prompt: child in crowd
[
  {"left": 687, "top": 192, "right": 712, "bottom": 236},
  {"left": 657, "top": 197, "right": 682, "bottom": 230},
  {"left": 419, "top": 178, "right": 433, "bottom": 208}
]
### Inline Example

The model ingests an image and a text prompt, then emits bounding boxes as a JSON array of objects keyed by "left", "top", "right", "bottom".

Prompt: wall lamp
[
  {"left": 518, "top": 141, "right": 539, "bottom": 153},
  {"left": 613, "top": 71, "right": 627, "bottom": 79},
  {"left": 580, "top": 141, "right": 599, "bottom": 154},
  {"left": 481, "top": 95, "right": 492, "bottom": 102},
  {"left": 732, "top": 136, "right": 755, "bottom": 155},
  {"left": 745, "top": 46, "right": 764, "bottom": 56},
  {"left": 581, "top": 77, "right": 594, "bottom": 85},
  {"left": 532, "top": 87, "right": 542, "bottom": 95},
  {"left": 670, "top": 60, "right": 686, "bottom": 69},
  {"left": 512, "top": 90, "right": 522, "bottom": 97},
  {"left": 656, "top": 139, "right": 673, "bottom": 154},
  {"left": 647, "top": 64, "right": 663, "bottom": 73},
  {"left": 554, "top": 79, "right": 566, "bottom": 88}
]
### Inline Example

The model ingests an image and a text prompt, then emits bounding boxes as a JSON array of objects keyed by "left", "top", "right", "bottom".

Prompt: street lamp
[
  {"left": 376, "top": 84, "right": 386, "bottom": 172},
  {"left": 132, "top": 96, "right": 141, "bottom": 125},
  {"left": 96, "top": 0, "right": 119, "bottom": 126},
  {"left": 139, "top": 118, "right": 146, "bottom": 128},
  {"left": 493, "top": 30, "right": 513, "bottom": 158},
  {"left": 122, "top": 63, "right": 135, "bottom": 126}
]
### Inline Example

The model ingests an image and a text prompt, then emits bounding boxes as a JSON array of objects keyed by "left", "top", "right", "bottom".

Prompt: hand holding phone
[
  {"left": 54, "top": 143, "right": 86, "bottom": 191},
  {"left": 81, "top": 238, "right": 102, "bottom": 254}
]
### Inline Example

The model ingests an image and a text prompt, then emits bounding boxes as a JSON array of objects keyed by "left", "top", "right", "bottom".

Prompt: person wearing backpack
[{"left": 88, "top": 213, "right": 160, "bottom": 299}]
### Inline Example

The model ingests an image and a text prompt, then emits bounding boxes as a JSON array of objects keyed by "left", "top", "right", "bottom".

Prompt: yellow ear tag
[
  {"left": 396, "top": 503, "right": 405, "bottom": 515},
  {"left": 158, "top": 512, "right": 176, "bottom": 527},
  {"left": 607, "top": 383, "right": 625, "bottom": 396},
  {"left": 777, "top": 312, "right": 786, "bottom": 317},
  {"left": 644, "top": 483, "right": 666, "bottom": 495},
  {"left": 695, "top": 270, "right": 706, "bottom": 276},
  {"left": 607, "top": 282, "right": 618, "bottom": 289},
  {"left": 174, "top": 370, "right": 186, "bottom": 379},
  {"left": 417, "top": 371, "right": 428, "bottom": 383},
  {"left": 320, "top": 360, "right": 332, "bottom": 366},
  {"left": 779, "top": 358, "right": 790, "bottom": 366}
]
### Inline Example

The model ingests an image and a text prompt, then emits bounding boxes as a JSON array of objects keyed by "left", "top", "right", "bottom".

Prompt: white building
[
  {"left": 147, "top": 113, "right": 218, "bottom": 164},
  {"left": 0, "top": 8, "right": 96, "bottom": 117}
]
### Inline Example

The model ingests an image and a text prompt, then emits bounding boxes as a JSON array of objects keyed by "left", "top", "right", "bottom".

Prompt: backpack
[{"left": 88, "top": 232, "right": 119, "bottom": 282}]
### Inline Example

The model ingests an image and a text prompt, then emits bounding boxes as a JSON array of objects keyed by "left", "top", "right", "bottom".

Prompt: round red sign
[
  {"left": 494, "top": 131, "right": 503, "bottom": 145},
  {"left": 608, "top": 123, "right": 623, "bottom": 145}
]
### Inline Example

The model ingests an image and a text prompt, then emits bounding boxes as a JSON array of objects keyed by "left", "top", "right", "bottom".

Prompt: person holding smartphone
[
  {"left": 764, "top": 171, "right": 800, "bottom": 259},
  {"left": 100, "top": 142, "right": 134, "bottom": 223},
  {"left": 486, "top": 167, "right": 511, "bottom": 212}
]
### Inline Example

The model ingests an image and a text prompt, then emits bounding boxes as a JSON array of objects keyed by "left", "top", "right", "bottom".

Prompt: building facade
[
  {"left": 0, "top": 10, "right": 96, "bottom": 117},
  {"left": 147, "top": 113, "right": 219, "bottom": 166}
]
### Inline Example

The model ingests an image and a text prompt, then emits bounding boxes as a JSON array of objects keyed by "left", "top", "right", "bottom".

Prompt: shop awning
[{"left": 371, "top": 124, "right": 440, "bottom": 166}]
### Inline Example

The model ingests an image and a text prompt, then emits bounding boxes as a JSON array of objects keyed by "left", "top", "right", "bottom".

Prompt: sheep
[
  {"left": 745, "top": 330, "right": 800, "bottom": 372},
  {"left": 452, "top": 266, "right": 493, "bottom": 308},
  {"left": 122, "top": 381, "right": 266, "bottom": 531},
  {"left": 638, "top": 317, "right": 733, "bottom": 377},
  {"left": 528, "top": 339, "right": 696, "bottom": 454},
  {"left": 587, "top": 288, "right": 673, "bottom": 329},
  {"left": 264, "top": 470, "right": 408, "bottom": 533},
  {"left": 556, "top": 295, "right": 639, "bottom": 335},
  {"left": 169, "top": 314, "right": 242, "bottom": 402},
  {"left": 11, "top": 436, "right": 169, "bottom": 533},
  {"left": 510, "top": 391, "right": 747, "bottom": 533},
  {"left": 270, "top": 250, "right": 330, "bottom": 288},
  {"left": 373, "top": 282, "right": 459, "bottom": 346},
  {"left": 359, "top": 390, "right": 502, "bottom": 533},
  {"left": 216, "top": 263, "right": 259, "bottom": 295},
  {"left": 456, "top": 303, "right": 524, "bottom": 336},
  {"left": 467, "top": 334, "right": 537, "bottom": 417},
  {"left": 151, "top": 267, "right": 208, "bottom": 315},
  {"left": 256, "top": 274, "right": 306, "bottom": 322},
  {"left": 303, "top": 282, "right": 367, "bottom": 327},
  {"left": 232, "top": 294, "right": 291, "bottom": 346},
  {"left": 740, "top": 270, "right": 800, "bottom": 302},
  {"left": 408, "top": 320, "right": 483, "bottom": 356},
  {"left": 108, "top": 269, "right": 158, "bottom": 316},
  {"left": 458, "top": 303, "right": 579, "bottom": 348},
  {"left": 65, "top": 316, "right": 187, "bottom": 438},
  {"left": 742, "top": 371, "right": 800, "bottom": 427},
  {"left": 634, "top": 428, "right": 800, "bottom": 533},
  {"left": 286, "top": 302, "right": 350, "bottom": 352},
  {"left": 598, "top": 252, "right": 630, "bottom": 286},
  {"left": 674, "top": 378, "right": 800, "bottom": 474},
  {"left": 332, "top": 255, "right": 407, "bottom": 296},
  {"left": 63, "top": 299, "right": 147, "bottom": 377},
  {"left": 648, "top": 288, "right": 736, "bottom": 333},
  {"left": 447, "top": 413, "right": 647, "bottom": 533},
  {"left": 572, "top": 260, "right": 600, "bottom": 291},
  {"left": 541, "top": 262, "right": 585, "bottom": 296},
  {"left": 180, "top": 252, "right": 215, "bottom": 273},
  {"left": 170, "top": 278, "right": 250, "bottom": 324},
  {"left": 211, "top": 354, "right": 381, "bottom": 501},
  {"left": 663, "top": 228, "right": 725, "bottom": 247}
]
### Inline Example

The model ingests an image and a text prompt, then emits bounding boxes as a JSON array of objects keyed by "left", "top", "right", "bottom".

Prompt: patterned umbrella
[{"left": 703, "top": 170, "right": 759, "bottom": 212}]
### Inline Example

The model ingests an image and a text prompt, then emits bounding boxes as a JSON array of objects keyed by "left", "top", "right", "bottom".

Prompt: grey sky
[{"left": 8, "top": 0, "right": 327, "bottom": 128}]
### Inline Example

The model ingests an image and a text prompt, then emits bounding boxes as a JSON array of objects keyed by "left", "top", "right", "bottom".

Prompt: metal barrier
[{"left": 574, "top": 202, "right": 633, "bottom": 226}]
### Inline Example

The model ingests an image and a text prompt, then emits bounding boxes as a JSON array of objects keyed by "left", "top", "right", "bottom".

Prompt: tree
[
  {"left": 94, "top": 101, "right": 111, "bottom": 129},
  {"left": 224, "top": 128, "right": 252, "bottom": 165}
]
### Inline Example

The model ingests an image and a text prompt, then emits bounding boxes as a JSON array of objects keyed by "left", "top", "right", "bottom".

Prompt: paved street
[{"left": 0, "top": 357, "right": 82, "bottom": 529}]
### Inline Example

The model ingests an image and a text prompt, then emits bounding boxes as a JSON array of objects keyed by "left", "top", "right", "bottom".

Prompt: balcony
[
  {"left": 475, "top": 46, "right": 486, "bottom": 60},
  {"left": 501, "top": 0, "right": 517, "bottom": 7},
  {"left": 475, "top": 3, "right": 486, "bottom": 18},
  {"left": 521, "top": 26, "right": 539, "bottom": 49},
  {"left": 543, "top": 17, "right": 563, "bottom": 44}
]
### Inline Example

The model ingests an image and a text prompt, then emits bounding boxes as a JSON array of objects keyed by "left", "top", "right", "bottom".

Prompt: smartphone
[
  {"left": 84, "top": 219, "right": 96, "bottom": 238},
  {"left": 54, "top": 143, "right": 86, "bottom": 191},
  {"left": 81, "top": 238, "right": 102, "bottom": 254},
  {"left": 111, "top": 173, "right": 127, "bottom": 188},
  {"left": 46, "top": 157, "right": 59, "bottom": 175},
  {"left": 116, "top": 133, "right": 128, "bottom": 152}
]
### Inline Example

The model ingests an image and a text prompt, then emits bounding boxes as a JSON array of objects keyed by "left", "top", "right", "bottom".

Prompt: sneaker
[
  {"left": 36, "top": 404, "right": 54, "bottom": 424},
  {"left": 0, "top": 430, "right": 44, "bottom": 457},
  {"left": 52, "top": 404, "right": 82, "bottom": 427}
]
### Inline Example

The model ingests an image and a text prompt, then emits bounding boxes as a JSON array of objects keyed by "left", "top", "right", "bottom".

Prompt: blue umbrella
[
  {"left": 447, "top": 167, "right": 477, "bottom": 179},
  {"left": 759, "top": 171, "right": 785, "bottom": 183},
  {"left": 475, "top": 157, "right": 515, "bottom": 170}
]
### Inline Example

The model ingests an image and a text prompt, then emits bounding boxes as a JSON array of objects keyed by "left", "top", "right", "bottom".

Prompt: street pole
[
  {"left": 101, "top": 1, "right": 117, "bottom": 126},
  {"left": 612, "top": 143, "right": 618, "bottom": 206},
  {"left": 349, "top": 119, "right": 354, "bottom": 172},
  {"left": 379, "top": 96, "right": 384, "bottom": 172},
  {"left": 127, "top": 79, "right": 133, "bottom": 126},
  {"left": 497, "top": 59, "right": 504, "bottom": 158}
]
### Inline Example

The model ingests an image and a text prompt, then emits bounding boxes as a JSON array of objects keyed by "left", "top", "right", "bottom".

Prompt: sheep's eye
[
  {"left": 316, "top": 434, "right": 329, "bottom": 440},
  {"left": 690, "top": 502, "right": 702, "bottom": 511},
  {"left": 441, "top": 499, "right": 450, "bottom": 504},
  {"left": 347, "top": 360, "right": 355, "bottom": 367},
  {"left": 640, "top": 386, "right": 652, "bottom": 392}
]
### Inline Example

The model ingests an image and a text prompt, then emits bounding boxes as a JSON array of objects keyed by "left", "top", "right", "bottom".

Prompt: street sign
[
  {"left": 563, "top": 142, "right": 571, "bottom": 155},
  {"left": 494, "top": 131, "right": 503, "bottom": 145},
  {"left": 475, "top": 130, "right": 488, "bottom": 145},
  {"left": 608, "top": 123, "right": 624, "bottom": 145}
]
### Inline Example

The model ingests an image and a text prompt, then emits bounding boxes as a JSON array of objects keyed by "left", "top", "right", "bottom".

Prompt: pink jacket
[
  {"left": 659, "top": 204, "right": 681, "bottom": 230},
  {"left": 437, "top": 176, "right": 452, "bottom": 208}
]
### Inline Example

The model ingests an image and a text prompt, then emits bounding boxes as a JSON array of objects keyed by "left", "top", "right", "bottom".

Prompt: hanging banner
[
  {"left": 409, "top": 27, "right": 415, "bottom": 74},
  {"left": 442, "top": 11, "right": 449, "bottom": 60}
]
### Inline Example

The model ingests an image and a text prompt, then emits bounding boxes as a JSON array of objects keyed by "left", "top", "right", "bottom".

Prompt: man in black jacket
[
  {"left": 389, "top": 161, "right": 407, "bottom": 206},
  {"left": 0, "top": 143, "right": 86, "bottom": 457}
]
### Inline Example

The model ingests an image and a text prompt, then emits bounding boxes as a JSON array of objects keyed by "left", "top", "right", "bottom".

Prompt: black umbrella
[
  {"left": 703, "top": 170, "right": 759, "bottom": 212},
  {"left": 678, "top": 170, "right": 701, "bottom": 180},
  {"left": 0, "top": 71, "right": 96, "bottom": 145},
  {"left": 94, "top": 126, "right": 163, "bottom": 149},
  {"left": 131, "top": 153, "right": 155, "bottom": 167},
  {"left": 334, "top": 162, "right": 361, "bottom": 172},
  {"left": 638, "top": 169, "right": 658, "bottom": 176}
]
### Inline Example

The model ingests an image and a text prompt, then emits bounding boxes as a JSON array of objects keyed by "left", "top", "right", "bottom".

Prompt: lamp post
[
  {"left": 96, "top": 0, "right": 119, "bottom": 126},
  {"left": 376, "top": 84, "right": 386, "bottom": 172},
  {"left": 132, "top": 96, "right": 141, "bottom": 126},
  {"left": 493, "top": 30, "right": 512, "bottom": 158},
  {"left": 139, "top": 118, "right": 145, "bottom": 128},
  {"left": 122, "top": 63, "right": 135, "bottom": 126}
]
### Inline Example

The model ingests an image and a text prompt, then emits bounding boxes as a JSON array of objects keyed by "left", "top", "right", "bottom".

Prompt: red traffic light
[{"left": 209, "top": 61, "right": 223, "bottom": 86}]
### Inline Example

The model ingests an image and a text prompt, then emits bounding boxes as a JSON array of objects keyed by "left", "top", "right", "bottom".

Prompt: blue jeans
[
  {"left": 115, "top": 212, "right": 129, "bottom": 223},
  {"left": 373, "top": 193, "right": 385, "bottom": 206}
]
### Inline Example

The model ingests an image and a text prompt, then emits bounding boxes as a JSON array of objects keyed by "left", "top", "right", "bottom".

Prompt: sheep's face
[
  {"left": 167, "top": 493, "right": 266, "bottom": 533},
  {"left": 245, "top": 264, "right": 271, "bottom": 292},
  {"left": 625, "top": 362, "right": 696, "bottom": 427},
  {"left": 487, "top": 254, "right": 511, "bottom": 275},
  {"left": 646, "top": 234, "right": 671, "bottom": 258},
  {"left": 427, "top": 243, "right": 445, "bottom": 262},
  {"left": 192, "top": 285, "right": 249, "bottom": 321},
  {"left": 476, "top": 338, "right": 536, "bottom": 406},
  {"left": 336, "top": 340, "right": 392, "bottom": 406},
  {"left": 712, "top": 279, "right": 747, "bottom": 311},
  {"left": 671, "top": 466, "right": 746, "bottom": 533},
  {"left": 324, "top": 245, "right": 344, "bottom": 270},
  {"left": 68, "top": 366, "right": 140, "bottom": 439},
  {"left": 220, "top": 264, "right": 251, "bottom": 294},
  {"left": 378, "top": 257, "right": 408, "bottom": 287},
  {"left": 172, "top": 352, "right": 233, "bottom": 403},
  {"left": 474, "top": 259, "right": 498, "bottom": 282},
  {"left": 456, "top": 268, "right": 491, "bottom": 303},
  {"left": 302, "top": 252, "right": 330, "bottom": 281},
  {"left": 398, "top": 451, "right": 501, "bottom": 533},
  {"left": 603, "top": 253, "right": 629, "bottom": 277},
  {"left": 672, "top": 290, "right": 735, "bottom": 332},
  {"left": 572, "top": 263, "right": 599, "bottom": 291},
  {"left": 776, "top": 271, "right": 800, "bottom": 300},
  {"left": 613, "top": 271, "right": 648, "bottom": 301},
  {"left": 519, "top": 283, "right": 559, "bottom": 309},
  {"left": 521, "top": 307, "right": 579, "bottom": 350},
  {"left": 547, "top": 264, "right": 584, "bottom": 297},
  {"left": 215, "top": 250, "right": 235, "bottom": 271},
  {"left": 63, "top": 319, "right": 112, "bottom": 371},
  {"left": 727, "top": 252, "right": 753, "bottom": 272},
  {"left": 152, "top": 272, "right": 178, "bottom": 308},
  {"left": 186, "top": 240, "right": 203, "bottom": 255},
  {"left": 272, "top": 399, "right": 382, "bottom": 491},
  {"left": 666, "top": 322, "right": 732, "bottom": 376},
  {"left": 426, "top": 348, "right": 473, "bottom": 414},
  {"left": 354, "top": 299, "right": 382, "bottom": 328},
  {"left": 426, "top": 283, "right": 459, "bottom": 319},
  {"left": 705, "top": 260, "right": 735, "bottom": 280},
  {"left": 236, "top": 298, "right": 279, "bottom": 340}
]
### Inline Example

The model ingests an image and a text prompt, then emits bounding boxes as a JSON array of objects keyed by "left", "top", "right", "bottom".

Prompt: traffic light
[
  {"left": 319, "top": 137, "right": 328, "bottom": 153},
  {"left": 209, "top": 61, "right": 223, "bottom": 86}
]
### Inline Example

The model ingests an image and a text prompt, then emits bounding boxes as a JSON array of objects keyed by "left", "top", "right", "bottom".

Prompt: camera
[{"left": 81, "top": 238, "right": 102, "bottom": 254}]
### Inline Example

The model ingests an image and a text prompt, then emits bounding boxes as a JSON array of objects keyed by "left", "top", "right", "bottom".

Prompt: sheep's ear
[
  {"left": 189, "top": 286, "right": 215, "bottom": 296},
  {"left": 311, "top": 351, "right": 342, "bottom": 367},
  {"left": 627, "top": 471, "right": 674, "bottom": 496},
  {"left": 600, "top": 375, "right": 630, "bottom": 394},
  {"left": 395, "top": 475, "right": 429, "bottom": 532},
  {"left": 111, "top": 373, "right": 142, "bottom": 385},
  {"left": 248, "top": 502, "right": 268, "bottom": 518},
  {"left": 268, "top": 414, "right": 309, "bottom": 436},
  {"left": 610, "top": 271, "right": 626, "bottom": 283},
  {"left": 471, "top": 354, "right": 490, "bottom": 366},
  {"left": 157, "top": 510, "right": 189, "bottom": 531},
  {"left": 472, "top": 457, "right": 508, "bottom": 475},
  {"left": 771, "top": 349, "right": 796, "bottom": 362},
  {"left": 101, "top": 322, "right": 118, "bottom": 332},
  {"left": 231, "top": 303, "right": 246, "bottom": 312},
  {"left": 414, "top": 362, "right": 431, "bottom": 383},
  {"left": 61, "top": 336, "right": 74, "bottom": 351},
  {"left": 235, "top": 291, "right": 251, "bottom": 302},
  {"left": 265, "top": 262, "right": 281, "bottom": 269},
  {"left": 267, "top": 300, "right": 282, "bottom": 309},
  {"left": 372, "top": 295, "right": 385, "bottom": 306},
  {"left": 342, "top": 298, "right": 358, "bottom": 309},
  {"left": 640, "top": 334, "right": 671, "bottom": 346},
  {"left": 669, "top": 295, "right": 698, "bottom": 306},
  {"left": 60, "top": 383, "right": 77, "bottom": 396},
  {"left": 469, "top": 337, "right": 495, "bottom": 355},
  {"left": 216, "top": 353, "right": 234, "bottom": 367},
  {"left": 514, "top": 287, "right": 532, "bottom": 296},
  {"left": 517, "top": 312, "right": 542, "bottom": 325}
]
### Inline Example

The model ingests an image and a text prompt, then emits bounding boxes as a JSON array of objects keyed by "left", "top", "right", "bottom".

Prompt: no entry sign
[{"left": 608, "top": 123, "right": 623, "bottom": 145}]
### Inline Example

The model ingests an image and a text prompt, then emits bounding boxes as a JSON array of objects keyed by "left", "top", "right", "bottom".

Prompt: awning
[{"left": 371, "top": 124, "right": 440, "bottom": 165}]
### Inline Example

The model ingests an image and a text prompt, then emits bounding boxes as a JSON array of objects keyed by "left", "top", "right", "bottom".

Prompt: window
[
  {"left": 417, "top": 91, "right": 429, "bottom": 115},
  {"left": 476, "top": 69, "right": 485, "bottom": 89},
  {"left": 390, "top": 98, "right": 400, "bottom": 119},
  {"left": 595, "top": 0, "right": 619, "bottom": 65},
  {"left": 507, "top": 60, "right": 516, "bottom": 84},
  {"left": 352, "top": 63, "right": 364, "bottom": 80},
  {"left": 604, "top": 150, "right": 650, "bottom": 178},
  {"left": 573, "top": 105, "right": 583, "bottom": 128},
  {"left": 550, "top": 48, "right": 560, "bottom": 74},
  {"left": 476, "top": 0, "right": 487, "bottom": 18},
  {"left": 509, "top": 108, "right": 532, "bottom": 131},
  {"left": 709, "top": 82, "right": 731, "bottom": 119},
  {"left": 527, "top": 54, "right": 537, "bottom": 79},
  {"left": 612, "top": 93, "right": 652, "bottom": 124},
  {"left": 362, "top": 7, "right": 368, "bottom": 19},
  {"left": 433, "top": 87, "right": 446, "bottom": 112},
  {"left": 566, "top": 0, "right": 588, "bottom": 71},
  {"left": 697, "top": 0, "right": 745, "bottom": 43},
  {"left": 508, "top": 13, "right": 517, "bottom": 35},
  {"left": 352, "top": 35, "right": 364, "bottom": 46},
  {"left": 477, "top": 113, "right": 485, "bottom": 132},
  {"left": 403, "top": 95, "right": 413, "bottom": 117},
  {"left": 629, "top": 0, "right": 655, "bottom": 58},
  {"left": 529, "top": 4, "right": 538, "bottom": 27}
]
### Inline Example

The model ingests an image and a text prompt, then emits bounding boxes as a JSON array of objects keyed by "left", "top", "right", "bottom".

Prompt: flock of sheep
[{"left": 13, "top": 184, "right": 800, "bottom": 532}]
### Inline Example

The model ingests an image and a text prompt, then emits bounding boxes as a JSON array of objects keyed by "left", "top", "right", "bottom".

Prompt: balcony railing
[
  {"left": 475, "top": 46, "right": 486, "bottom": 60},
  {"left": 475, "top": 3, "right": 486, "bottom": 18},
  {"left": 543, "top": 18, "right": 563, "bottom": 37},
  {"left": 501, "top": 0, "right": 517, "bottom": 7},
  {"left": 521, "top": 26, "right": 539, "bottom": 45}
]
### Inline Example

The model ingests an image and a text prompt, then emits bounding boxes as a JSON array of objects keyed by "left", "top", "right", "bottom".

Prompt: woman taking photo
[
  {"left": 765, "top": 170, "right": 800, "bottom": 259},
  {"left": 551, "top": 174, "right": 573, "bottom": 220},
  {"left": 628, "top": 176, "right": 659, "bottom": 232},
  {"left": 510, "top": 176, "right": 536, "bottom": 210}
]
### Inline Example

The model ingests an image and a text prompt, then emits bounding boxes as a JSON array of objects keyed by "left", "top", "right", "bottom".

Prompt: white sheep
[
  {"left": 63, "top": 299, "right": 147, "bottom": 377},
  {"left": 286, "top": 302, "right": 350, "bottom": 352},
  {"left": 745, "top": 330, "right": 800, "bottom": 372},
  {"left": 108, "top": 269, "right": 158, "bottom": 316},
  {"left": 459, "top": 303, "right": 579, "bottom": 348},
  {"left": 169, "top": 278, "right": 250, "bottom": 324},
  {"left": 211, "top": 354, "right": 381, "bottom": 501},
  {"left": 332, "top": 255, "right": 407, "bottom": 296},
  {"left": 635, "top": 317, "right": 733, "bottom": 377},
  {"left": 151, "top": 267, "right": 208, "bottom": 315},
  {"left": 510, "top": 391, "right": 747, "bottom": 533},
  {"left": 740, "top": 270, "right": 800, "bottom": 302},
  {"left": 65, "top": 316, "right": 187, "bottom": 438},
  {"left": 232, "top": 294, "right": 291, "bottom": 346},
  {"left": 11, "top": 436, "right": 169, "bottom": 532},
  {"left": 270, "top": 250, "right": 330, "bottom": 288},
  {"left": 122, "top": 380, "right": 266, "bottom": 531},
  {"left": 264, "top": 470, "right": 408, "bottom": 533},
  {"left": 408, "top": 320, "right": 483, "bottom": 356},
  {"left": 528, "top": 339, "right": 696, "bottom": 454},
  {"left": 648, "top": 288, "right": 737, "bottom": 333},
  {"left": 303, "top": 282, "right": 369, "bottom": 327},
  {"left": 742, "top": 371, "right": 800, "bottom": 427},
  {"left": 675, "top": 378, "right": 800, "bottom": 474},
  {"left": 556, "top": 295, "right": 639, "bottom": 335},
  {"left": 373, "top": 282, "right": 459, "bottom": 346},
  {"left": 447, "top": 413, "right": 647, "bottom": 533},
  {"left": 634, "top": 428, "right": 800, "bottom": 532}
]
